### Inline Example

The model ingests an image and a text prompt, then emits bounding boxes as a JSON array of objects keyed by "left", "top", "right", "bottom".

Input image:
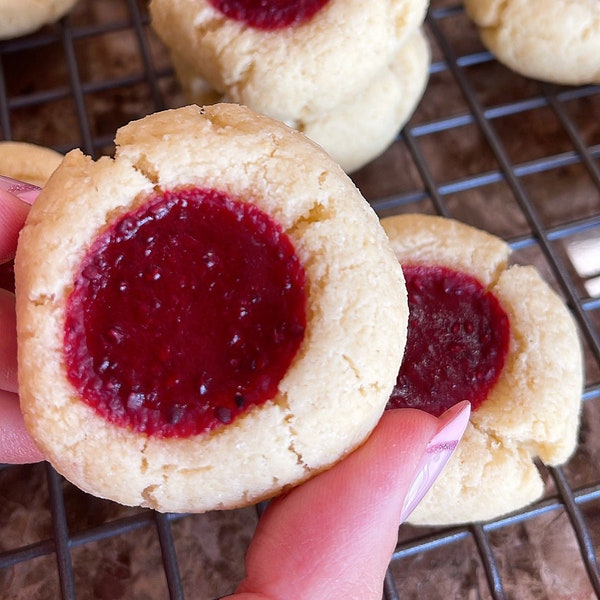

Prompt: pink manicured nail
[
  {"left": 0, "top": 174, "right": 40, "bottom": 204},
  {"left": 400, "top": 400, "right": 471, "bottom": 522}
]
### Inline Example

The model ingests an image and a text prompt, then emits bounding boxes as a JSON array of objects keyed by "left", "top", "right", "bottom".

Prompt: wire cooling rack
[{"left": 1, "top": 1, "right": 599, "bottom": 598}]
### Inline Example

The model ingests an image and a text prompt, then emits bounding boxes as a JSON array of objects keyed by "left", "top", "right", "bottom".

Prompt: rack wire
[{"left": 0, "top": 1, "right": 599, "bottom": 598}]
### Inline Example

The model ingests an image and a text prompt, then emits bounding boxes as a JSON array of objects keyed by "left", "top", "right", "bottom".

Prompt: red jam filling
[
  {"left": 64, "top": 187, "right": 307, "bottom": 438},
  {"left": 387, "top": 265, "right": 510, "bottom": 417},
  {"left": 207, "top": 0, "right": 330, "bottom": 30}
]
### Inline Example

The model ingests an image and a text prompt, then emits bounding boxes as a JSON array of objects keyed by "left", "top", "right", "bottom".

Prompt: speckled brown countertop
[{"left": 1, "top": 1, "right": 599, "bottom": 599}]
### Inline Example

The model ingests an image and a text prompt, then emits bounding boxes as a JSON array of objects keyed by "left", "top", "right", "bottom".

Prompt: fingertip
[
  {"left": 0, "top": 177, "right": 40, "bottom": 205},
  {"left": 399, "top": 401, "right": 471, "bottom": 523},
  {"left": 0, "top": 188, "right": 30, "bottom": 263},
  {"left": 237, "top": 408, "right": 442, "bottom": 600},
  {"left": 374, "top": 406, "right": 441, "bottom": 448}
]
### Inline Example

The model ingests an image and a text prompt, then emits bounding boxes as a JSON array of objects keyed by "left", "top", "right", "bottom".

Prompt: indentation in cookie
[
  {"left": 289, "top": 201, "right": 335, "bottom": 236},
  {"left": 131, "top": 153, "right": 160, "bottom": 185},
  {"left": 141, "top": 484, "right": 160, "bottom": 507},
  {"left": 387, "top": 264, "right": 510, "bottom": 416},
  {"left": 63, "top": 186, "right": 307, "bottom": 438},
  {"left": 207, "top": 0, "right": 330, "bottom": 30}
]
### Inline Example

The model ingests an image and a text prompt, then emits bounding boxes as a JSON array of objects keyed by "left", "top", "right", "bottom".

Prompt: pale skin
[{"left": 0, "top": 186, "right": 445, "bottom": 600}]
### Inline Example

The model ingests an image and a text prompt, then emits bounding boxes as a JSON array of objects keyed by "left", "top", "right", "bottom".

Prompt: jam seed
[
  {"left": 215, "top": 406, "right": 232, "bottom": 424},
  {"left": 145, "top": 267, "right": 161, "bottom": 282},
  {"left": 107, "top": 327, "right": 125, "bottom": 343},
  {"left": 167, "top": 405, "right": 185, "bottom": 425},
  {"left": 127, "top": 392, "right": 145, "bottom": 410}
]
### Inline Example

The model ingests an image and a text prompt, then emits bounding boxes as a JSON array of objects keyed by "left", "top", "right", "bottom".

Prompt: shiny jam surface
[
  {"left": 207, "top": 0, "right": 331, "bottom": 30},
  {"left": 64, "top": 187, "right": 307, "bottom": 438},
  {"left": 387, "top": 264, "right": 510, "bottom": 417}
]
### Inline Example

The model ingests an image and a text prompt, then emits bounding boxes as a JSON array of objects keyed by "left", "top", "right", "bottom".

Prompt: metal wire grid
[{"left": 0, "top": 1, "right": 598, "bottom": 598}]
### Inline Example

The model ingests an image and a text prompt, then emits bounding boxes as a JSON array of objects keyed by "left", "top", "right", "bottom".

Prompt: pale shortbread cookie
[
  {"left": 464, "top": 0, "right": 600, "bottom": 85},
  {"left": 169, "top": 52, "right": 225, "bottom": 106},
  {"left": 171, "top": 29, "right": 430, "bottom": 173},
  {"left": 150, "top": 0, "right": 429, "bottom": 122},
  {"left": 0, "top": 0, "right": 79, "bottom": 40},
  {"left": 16, "top": 104, "right": 408, "bottom": 513},
  {"left": 293, "top": 29, "right": 430, "bottom": 173},
  {"left": 0, "top": 141, "right": 63, "bottom": 187},
  {"left": 382, "top": 214, "right": 583, "bottom": 525}
]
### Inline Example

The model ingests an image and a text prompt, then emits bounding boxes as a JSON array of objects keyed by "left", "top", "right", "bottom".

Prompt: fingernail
[
  {"left": 400, "top": 400, "right": 471, "bottom": 522},
  {"left": 0, "top": 174, "right": 40, "bottom": 204}
]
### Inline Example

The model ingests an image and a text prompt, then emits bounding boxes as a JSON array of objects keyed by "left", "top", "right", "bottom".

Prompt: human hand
[
  {"left": 0, "top": 184, "right": 44, "bottom": 463},
  {"left": 0, "top": 179, "right": 470, "bottom": 599},
  {"left": 227, "top": 401, "right": 470, "bottom": 600}
]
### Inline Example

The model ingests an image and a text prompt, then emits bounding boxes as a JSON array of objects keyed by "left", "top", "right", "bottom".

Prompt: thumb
[{"left": 231, "top": 402, "right": 470, "bottom": 600}]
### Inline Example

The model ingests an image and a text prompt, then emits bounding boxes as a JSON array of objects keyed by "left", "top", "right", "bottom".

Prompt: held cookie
[
  {"left": 172, "top": 29, "right": 431, "bottom": 173},
  {"left": 149, "top": 0, "right": 428, "bottom": 122},
  {"left": 464, "top": 0, "right": 600, "bottom": 85},
  {"left": 0, "top": 141, "right": 63, "bottom": 188},
  {"left": 0, "top": 0, "right": 79, "bottom": 40},
  {"left": 15, "top": 104, "right": 408, "bottom": 513},
  {"left": 382, "top": 214, "right": 583, "bottom": 525}
]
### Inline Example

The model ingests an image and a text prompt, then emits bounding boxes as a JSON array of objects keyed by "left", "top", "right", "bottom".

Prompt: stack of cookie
[{"left": 149, "top": 0, "right": 431, "bottom": 172}]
